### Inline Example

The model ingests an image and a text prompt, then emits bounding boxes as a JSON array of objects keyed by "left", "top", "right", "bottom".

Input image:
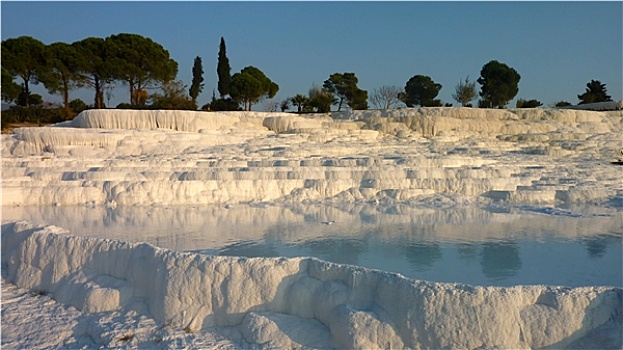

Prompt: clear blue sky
[{"left": 2, "top": 1, "right": 621, "bottom": 109}]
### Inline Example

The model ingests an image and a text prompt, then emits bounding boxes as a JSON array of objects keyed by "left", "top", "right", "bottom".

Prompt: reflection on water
[
  {"left": 583, "top": 236, "right": 609, "bottom": 259},
  {"left": 480, "top": 243, "right": 521, "bottom": 280},
  {"left": 404, "top": 243, "right": 443, "bottom": 272},
  {"left": 2, "top": 203, "right": 621, "bottom": 287}
]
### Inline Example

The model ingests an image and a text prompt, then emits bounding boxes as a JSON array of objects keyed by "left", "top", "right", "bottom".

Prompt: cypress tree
[
  {"left": 217, "top": 37, "right": 231, "bottom": 98},
  {"left": 189, "top": 56, "right": 204, "bottom": 102}
]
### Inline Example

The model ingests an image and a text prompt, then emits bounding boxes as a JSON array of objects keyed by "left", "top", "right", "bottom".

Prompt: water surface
[{"left": 3, "top": 203, "right": 621, "bottom": 287}]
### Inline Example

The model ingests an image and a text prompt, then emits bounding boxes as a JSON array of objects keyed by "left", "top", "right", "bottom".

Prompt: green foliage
[
  {"left": 554, "top": 101, "right": 572, "bottom": 108},
  {"left": 189, "top": 56, "right": 204, "bottom": 102},
  {"left": 202, "top": 90, "right": 240, "bottom": 111},
  {"left": 69, "top": 99, "right": 88, "bottom": 113},
  {"left": 323, "top": 72, "right": 368, "bottom": 111},
  {"left": 39, "top": 42, "right": 81, "bottom": 110},
  {"left": 307, "top": 85, "right": 336, "bottom": 113},
  {"left": 1, "top": 106, "right": 72, "bottom": 126},
  {"left": 280, "top": 100, "right": 290, "bottom": 112},
  {"left": 477, "top": 60, "right": 520, "bottom": 108},
  {"left": 577, "top": 80, "right": 611, "bottom": 104},
  {"left": 107, "top": 33, "right": 178, "bottom": 106},
  {"left": 230, "top": 66, "right": 279, "bottom": 111},
  {"left": 1, "top": 68, "right": 21, "bottom": 103},
  {"left": 290, "top": 94, "right": 309, "bottom": 112},
  {"left": 402, "top": 75, "right": 442, "bottom": 107},
  {"left": 17, "top": 92, "right": 43, "bottom": 107},
  {"left": 149, "top": 80, "right": 197, "bottom": 110},
  {"left": 452, "top": 76, "right": 476, "bottom": 107},
  {"left": 207, "top": 98, "right": 242, "bottom": 111},
  {"left": 478, "top": 99, "right": 492, "bottom": 108},
  {"left": 349, "top": 89, "right": 368, "bottom": 110},
  {"left": 1, "top": 36, "right": 47, "bottom": 108},
  {"left": 72, "top": 37, "right": 115, "bottom": 108},
  {"left": 217, "top": 37, "right": 232, "bottom": 98},
  {"left": 516, "top": 99, "right": 543, "bottom": 108}
]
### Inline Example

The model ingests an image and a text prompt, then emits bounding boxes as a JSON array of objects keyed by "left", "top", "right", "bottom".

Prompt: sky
[{"left": 1, "top": 1, "right": 622, "bottom": 110}]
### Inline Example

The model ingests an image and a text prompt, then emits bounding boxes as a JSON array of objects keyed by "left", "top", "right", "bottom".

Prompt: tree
[
  {"left": 516, "top": 98, "right": 542, "bottom": 108},
  {"left": 72, "top": 37, "right": 115, "bottom": 109},
  {"left": 1, "top": 36, "right": 47, "bottom": 108},
  {"left": 349, "top": 88, "right": 368, "bottom": 110},
  {"left": 280, "top": 100, "right": 290, "bottom": 112},
  {"left": 107, "top": 33, "right": 178, "bottom": 106},
  {"left": 323, "top": 72, "right": 367, "bottom": 111},
  {"left": 369, "top": 85, "right": 402, "bottom": 110},
  {"left": 217, "top": 37, "right": 232, "bottom": 98},
  {"left": 264, "top": 100, "right": 279, "bottom": 112},
  {"left": 402, "top": 75, "right": 442, "bottom": 107},
  {"left": 290, "top": 94, "right": 309, "bottom": 113},
  {"left": 230, "top": 66, "right": 279, "bottom": 111},
  {"left": 189, "top": 56, "right": 204, "bottom": 103},
  {"left": 69, "top": 99, "right": 88, "bottom": 114},
  {"left": 1, "top": 67, "right": 21, "bottom": 103},
  {"left": 207, "top": 97, "right": 241, "bottom": 111},
  {"left": 149, "top": 80, "right": 196, "bottom": 110},
  {"left": 577, "top": 80, "right": 611, "bottom": 104},
  {"left": 477, "top": 60, "right": 520, "bottom": 108},
  {"left": 17, "top": 92, "right": 43, "bottom": 107},
  {"left": 307, "top": 85, "right": 336, "bottom": 113},
  {"left": 555, "top": 101, "right": 572, "bottom": 108},
  {"left": 39, "top": 42, "right": 81, "bottom": 113},
  {"left": 452, "top": 76, "right": 477, "bottom": 107}
]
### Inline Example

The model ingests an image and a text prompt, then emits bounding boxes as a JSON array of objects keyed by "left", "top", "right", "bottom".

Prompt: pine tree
[
  {"left": 578, "top": 80, "right": 611, "bottom": 104},
  {"left": 217, "top": 37, "right": 231, "bottom": 98},
  {"left": 189, "top": 56, "right": 204, "bottom": 103}
]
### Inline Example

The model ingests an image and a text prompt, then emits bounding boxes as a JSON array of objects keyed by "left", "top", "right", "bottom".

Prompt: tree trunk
[
  {"left": 63, "top": 80, "right": 70, "bottom": 111},
  {"left": 22, "top": 76, "right": 30, "bottom": 109},
  {"left": 94, "top": 78, "right": 105, "bottom": 109},
  {"left": 129, "top": 82, "right": 135, "bottom": 106}
]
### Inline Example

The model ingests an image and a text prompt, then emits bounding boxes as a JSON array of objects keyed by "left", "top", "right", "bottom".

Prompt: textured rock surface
[
  {"left": 2, "top": 108, "right": 621, "bottom": 207},
  {"left": 2, "top": 108, "right": 622, "bottom": 348},
  {"left": 2, "top": 222, "right": 621, "bottom": 349}
]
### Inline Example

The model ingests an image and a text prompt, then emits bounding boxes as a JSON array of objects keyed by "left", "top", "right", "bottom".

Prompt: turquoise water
[
  {"left": 4, "top": 203, "right": 621, "bottom": 287},
  {"left": 206, "top": 233, "right": 621, "bottom": 287}
]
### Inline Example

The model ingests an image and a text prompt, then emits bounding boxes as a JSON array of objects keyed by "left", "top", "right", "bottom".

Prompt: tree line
[
  {"left": 0, "top": 34, "right": 280, "bottom": 116},
  {"left": 278, "top": 61, "right": 612, "bottom": 112},
  {"left": 2, "top": 33, "right": 615, "bottom": 121}
]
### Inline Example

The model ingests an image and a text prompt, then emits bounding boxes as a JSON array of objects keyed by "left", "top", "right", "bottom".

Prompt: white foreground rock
[{"left": 2, "top": 221, "right": 621, "bottom": 349}]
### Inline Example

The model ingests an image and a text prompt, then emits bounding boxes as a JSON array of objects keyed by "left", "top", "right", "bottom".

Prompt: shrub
[
  {"left": 1, "top": 106, "right": 73, "bottom": 127},
  {"left": 516, "top": 99, "right": 543, "bottom": 108}
]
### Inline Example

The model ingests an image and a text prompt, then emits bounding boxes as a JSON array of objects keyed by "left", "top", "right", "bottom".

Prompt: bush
[
  {"left": 516, "top": 99, "right": 543, "bottom": 108},
  {"left": 205, "top": 98, "right": 242, "bottom": 111},
  {"left": 69, "top": 99, "right": 89, "bottom": 114},
  {"left": 555, "top": 101, "right": 572, "bottom": 108},
  {"left": 1, "top": 106, "right": 74, "bottom": 127}
]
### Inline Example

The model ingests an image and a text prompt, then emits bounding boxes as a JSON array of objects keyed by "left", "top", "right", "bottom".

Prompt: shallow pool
[{"left": 3, "top": 203, "right": 621, "bottom": 287}]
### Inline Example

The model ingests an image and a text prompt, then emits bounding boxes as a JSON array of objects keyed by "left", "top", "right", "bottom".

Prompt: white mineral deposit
[{"left": 2, "top": 108, "right": 622, "bottom": 349}]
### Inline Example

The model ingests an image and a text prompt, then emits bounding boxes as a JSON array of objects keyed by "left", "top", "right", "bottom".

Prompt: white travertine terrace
[
  {"left": 2, "top": 108, "right": 622, "bottom": 348},
  {"left": 2, "top": 108, "right": 621, "bottom": 207},
  {"left": 2, "top": 221, "right": 621, "bottom": 349}
]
